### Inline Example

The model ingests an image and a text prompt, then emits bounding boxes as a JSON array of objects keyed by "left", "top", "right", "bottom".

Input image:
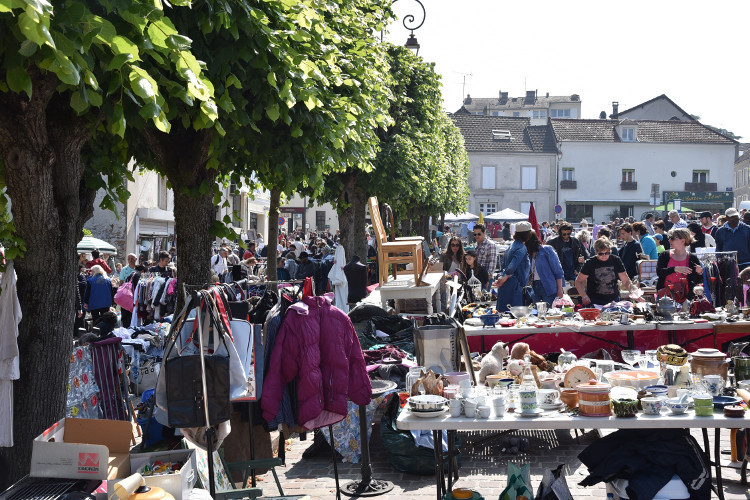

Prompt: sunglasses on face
[
  {"left": 450, "top": 243, "right": 460, "bottom": 247},
  {"left": 474, "top": 232, "right": 483, "bottom": 236},
  {"left": 669, "top": 236, "right": 678, "bottom": 241},
  {"left": 561, "top": 232, "right": 571, "bottom": 236},
  {"left": 597, "top": 251, "right": 611, "bottom": 256}
]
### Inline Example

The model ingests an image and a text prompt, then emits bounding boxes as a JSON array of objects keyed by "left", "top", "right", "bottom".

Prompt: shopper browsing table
[
  {"left": 462, "top": 250, "right": 489, "bottom": 289},
  {"left": 494, "top": 222, "right": 532, "bottom": 311},
  {"left": 617, "top": 223, "right": 643, "bottom": 279},
  {"left": 547, "top": 222, "right": 588, "bottom": 282},
  {"left": 576, "top": 237, "right": 631, "bottom": 306},
  {"left": 656, "top": 228, "right": 703, "bottom": 301},
  {"left": 473, "top": 223, "right": 498, "bottom": 286},
  {"left": 441, "top": 236, "right": 464, "bottom": 274},
  {"left": 524, "top": 231, "right": 564, "bottom": 306}
]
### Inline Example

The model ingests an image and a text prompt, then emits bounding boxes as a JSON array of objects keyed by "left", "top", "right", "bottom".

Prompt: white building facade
[
  {"left": 552, "top": 119, "right": 737, "bottom": 222},
  {"left": 451, "top": 112, "right": 558, "bottom": 222}
]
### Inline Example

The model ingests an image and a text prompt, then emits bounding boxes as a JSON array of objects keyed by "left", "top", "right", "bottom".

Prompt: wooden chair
[{"left": 368, "top": 196, "right": 424, "bottom": 286}]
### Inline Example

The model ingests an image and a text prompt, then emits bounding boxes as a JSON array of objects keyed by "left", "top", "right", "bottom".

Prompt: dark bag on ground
[{"left": 380, "top": 393, "right": 460, "bottom": 475}]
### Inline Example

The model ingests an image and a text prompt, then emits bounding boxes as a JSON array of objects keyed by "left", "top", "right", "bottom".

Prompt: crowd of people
[{"left": 437, "top": 207, "right": 750, "bottom": 313}]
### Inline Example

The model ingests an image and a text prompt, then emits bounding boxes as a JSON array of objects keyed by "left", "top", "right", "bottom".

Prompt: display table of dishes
[
  {"left": 397, "top": 402, "right": 748, "bottom": 500},
  {"left": 463, "top": 320, "right": 750, "bottom": 356}
]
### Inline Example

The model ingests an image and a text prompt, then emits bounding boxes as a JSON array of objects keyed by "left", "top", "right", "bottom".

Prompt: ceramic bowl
[
  {"left": 612, "top": 398, "right": 638, "bottom": 418},
  {"left": 578, "top": 308, "right": 601, "bottom": 321},
  {"left": 644, "top": 385, "right": 669, "bottom": 397},
  {"left": 605, "top": 370, "right": 660, "bottom": 390},
  {"left": 479, "top": 314, "right": 501, "bottom": 327},
  {"left": 444, "top": 372, "right": 471, "bottom": 386},
  {"left": 407, "top": 394, "right": 448, "bottom": 411},
  {"left": 664, "top": 398, "right": 689, "bottom": 415},
  {"left": 641, "top": 397, "right": 664, "bottom": 415}
]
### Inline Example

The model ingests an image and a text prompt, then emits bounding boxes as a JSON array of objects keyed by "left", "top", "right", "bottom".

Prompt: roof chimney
[
  {"left": 612, "top": 101, "right": 619, "bottom": 117},
  {"left": 525, "top": 90, "right": 536, "bottom": 104},
  {"left": 546, "top": 92, "right": 549, "bottom": 98},
  {"left": 599, "top": 111, "right": 607, "bottom": 119},
  {"left": 464, "top": 94, "right": 472, "bottom": 105},
  {"left": 500, "top": 91, "right": 509, "bottom": 104}
]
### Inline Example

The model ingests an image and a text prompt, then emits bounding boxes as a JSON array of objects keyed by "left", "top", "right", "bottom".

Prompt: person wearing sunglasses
[
  {"left": 441, "top": 236, "right": 465, "bottom": 274},
  {"left": 576, "top": 237, "right": 631, "bottom": 306},
  {"left": 547, "top": 221, "right": 589, "bottom": 282},
  {"left": 493, "top": 221, "right": 532, "bottom": 311},
  {"left": 656, "top": 228, "right": 703, "bottom": 301}
]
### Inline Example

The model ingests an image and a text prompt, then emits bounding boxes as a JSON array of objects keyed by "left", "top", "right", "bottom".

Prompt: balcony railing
[
  {"left": 620, "top": 181, "right": 638, "bottom": 190},
  {"left": 684, "top": 182, "right": 717, "bottom": 192},
  {"left": 560, "top": 180, "right": 577, "bottom": 189}
]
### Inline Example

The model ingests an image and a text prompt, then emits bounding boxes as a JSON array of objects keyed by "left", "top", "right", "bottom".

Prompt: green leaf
[
  {"left": 70, "top": 91, "right": 88, "bottom": 114},
  {"left": 226, "top": 73, "right": 241, "bottom": 89},
  {"left": 18, "top": 39, "right": 37, "bottom": 57},
  {"left": 128, "top": 67, "right": 157, "bottom": 100},
  {"left": 154, "top": 112, "right": 170, "bottom": 133},
  {"left": 165, "top": 34, "right": 192, "bottom": 50},
  {"left": 88, "top": 90, "right": 103, "bottom": 107},
  {"left": 51, "top": 53, "right": 80, "bottom": 85},
  {"left": 0, "top": 0, "right": 17, "bottom": 13},
  {"left": 108, "top": 53, "right": 133, "bottom": 71},
  {"left": 6, "top": 66, "right": 32, "bottom": 98},
  {"left": 110, "top": 36, "right": 140, "bottom": 60},
  {"left": 138, "top": 100, "right": 160, "bottom": 120},
  {"left": 110, "top": 104, "right": 126, "bottom": 138},
  {"left": 265, "top": 103, "right": 280, "bottom": 122},
  {"left": 18, "top": 12, "right": 55, "bottom": 47},
  {"left": 266, "top": 72, "right": 277, "bottom": 89},
  {"left": 201, "top": 100, "right": 218, "bottom": 122}
]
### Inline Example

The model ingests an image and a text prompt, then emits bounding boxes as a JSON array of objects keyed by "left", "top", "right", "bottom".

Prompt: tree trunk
[
  {"left": 418, "top": 214, "right": 431, "bottom": 240},
  {"left": 0, "top": 74, "right": 97, "bottom": 488},
  {"left": 266, "top": 188, "right": 280, "bottom": 288},
  {"left": 338, "top": 175, "right": 367, "bottom": 263},
  {"left": 140, "top": 128, "right": 214, "bottom": 310}
]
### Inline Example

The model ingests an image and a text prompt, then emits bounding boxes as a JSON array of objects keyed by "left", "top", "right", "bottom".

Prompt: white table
[
  {"left": 397, "top": 407, "right": 748, "bottom": 500},
  {"left": 379, "top": 272, "right": 443, "bottom": 315}
]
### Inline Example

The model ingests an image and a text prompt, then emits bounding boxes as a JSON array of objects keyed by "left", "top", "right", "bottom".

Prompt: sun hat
[
  {"left": 515, "top": 221, "right": 532, "bottom": 232},
  {"left": 726, "top": 208, "right": 740, "bottom": 217}
]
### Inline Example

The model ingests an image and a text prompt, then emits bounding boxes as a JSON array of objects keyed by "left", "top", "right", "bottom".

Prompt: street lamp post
[{"left": 382, "top": 0, "right": 426, "bottom": 55}]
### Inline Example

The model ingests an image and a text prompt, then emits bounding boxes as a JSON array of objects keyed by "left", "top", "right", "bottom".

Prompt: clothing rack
[{"left": 698, "top": 251, "right": 739, "bottom": 307}]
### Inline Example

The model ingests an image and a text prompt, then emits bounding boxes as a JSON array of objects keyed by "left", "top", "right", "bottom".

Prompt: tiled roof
[
  {"left": 612, "top": 94, "right": 696, "bottom": 121},
  {"left": 551, "top": 119, "right": 736, "bottom": 145},
  {"left": 449, "top": 114, "right": 557, "bottom": 153}
]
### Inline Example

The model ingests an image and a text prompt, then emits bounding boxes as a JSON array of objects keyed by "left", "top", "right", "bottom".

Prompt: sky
[{"left": 385, "top": 0, "right": 750, "bottom": 141}]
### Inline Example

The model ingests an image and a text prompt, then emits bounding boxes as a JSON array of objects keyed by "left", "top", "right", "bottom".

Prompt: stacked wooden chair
[{"left": 368, "top": 196, "right": 424, "bottom": 286}]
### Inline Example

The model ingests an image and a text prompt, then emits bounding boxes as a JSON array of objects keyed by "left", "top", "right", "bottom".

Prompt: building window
[
  {"left": 532, "top": 110, "right": 547, "bottom": 119},
  {"left": 478, "top": 203, "right": 497, "bottom": 216},
  {"left": 619, "top": 205, "right": 634, "bottom": 218},
  {"left": 566, "top": 204, "right": 593, "bottom": 220},
  {"left": 521, "top": 166, "right": 537, "bottom": 190},
  {"left": 550, "top": 108, "right": 571, "bottom": 118},
  {"left": 482, "top": 166, "right": 496, "bottom": 189},
  {"left": 492, "top": 111, "right": 500, "bottom": 116},
  {"left": 250, "top": 212, "right": 258, "bottom": 230},
  {"left": 232, "top": 193, "right": 242, "bottom": 227},
  {"left": 622, "top": 169, "right": 635, "bottom": 183},
  {"left": 621, "top": 127, "right": 635, "bottom": 142},
  {"left": 512, "top": 111, "right": 520, "bottom": 117},
  {"left": 157, "top": 177, "right": 168, "bottom": 211},
  {"left": 693, "top": 170, "right": 709, "bottom": 183},
  {"left": 316, "top": 211, "right": 325, "bottom": 230},
  {"left": 520, "top": 202, "right": 531, "bottom": 215},
  {"left": 562, "top": 168, "right": 575, "bottom": 181}
]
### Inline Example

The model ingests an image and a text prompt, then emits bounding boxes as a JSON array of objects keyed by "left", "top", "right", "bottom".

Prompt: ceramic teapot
[{"left": 689, "top": 348, "right": 729, "bottom": 379}]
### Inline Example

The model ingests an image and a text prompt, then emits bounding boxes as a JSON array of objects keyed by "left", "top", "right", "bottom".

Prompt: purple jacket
[{"left": 261, "top": 295, "right": 371, "bottom": 430}]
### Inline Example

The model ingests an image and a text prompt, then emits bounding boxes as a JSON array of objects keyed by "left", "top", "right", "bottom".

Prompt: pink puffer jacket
[{"left": 261, "top": 294, "right": 371, "bottom": 430}]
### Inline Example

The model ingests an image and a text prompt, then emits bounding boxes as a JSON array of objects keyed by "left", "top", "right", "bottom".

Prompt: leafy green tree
[
  {"left": 0, "top": 0, "right": 215, "bottom": 484},
  {"left": 125, "top": 0, "right": 393, "bottom": 290},
  {"left": 312, "top": 45, "right": 469, "bottom": 260}
]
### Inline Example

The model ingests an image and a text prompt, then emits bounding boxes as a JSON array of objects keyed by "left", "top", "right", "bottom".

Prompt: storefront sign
[{"left": 662, "top": 191, "right": 733, "bottom": 204}]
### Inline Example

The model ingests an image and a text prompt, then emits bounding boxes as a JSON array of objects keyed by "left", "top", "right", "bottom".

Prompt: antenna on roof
[{"left": 453, "top": 71, "right": 472, "bottom": 109}]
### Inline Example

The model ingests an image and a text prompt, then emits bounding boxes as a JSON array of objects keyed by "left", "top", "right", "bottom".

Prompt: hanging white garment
[
  {"left": 0, "top": 262, "right": 22, "bottom": 447},
  {"left": 328, "top": 246, "right": 349, "bottom": 313}
]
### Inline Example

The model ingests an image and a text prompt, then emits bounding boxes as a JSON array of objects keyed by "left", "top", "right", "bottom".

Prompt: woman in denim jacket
[
  {"left": 525, "top": 232, "right": 565, "bottom": 306},
  {"left": 494, "top": 222, "right": 532, "bottom": 312}
]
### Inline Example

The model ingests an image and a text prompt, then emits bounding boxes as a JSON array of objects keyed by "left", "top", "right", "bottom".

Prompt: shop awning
[
  {"left": 77, "top": 236, "right": 117, "bottom": 256},
  {"left": 444, "top": 212, "right": 479, "bottom": 222},
  {"left": 485, "top": 208, "right": 528, "bottom": 222}
]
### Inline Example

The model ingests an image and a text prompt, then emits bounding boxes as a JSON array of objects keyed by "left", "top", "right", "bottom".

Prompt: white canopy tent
[
  {"left": 77, "top": 236, "right": 117, "bottom": 256},
  {"left": 484, "top": 208, "right": 528, "bottom": 222},
  {"left": 443, "top": 212, "right": 479, "bottom": 223}
]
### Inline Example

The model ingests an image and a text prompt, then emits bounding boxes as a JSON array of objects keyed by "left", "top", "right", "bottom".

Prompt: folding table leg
[
  {"left": 715, "top": 428, "right": 725, "bottom": 500},
  {"left": 433, "top": 430, "right": 443, "bottom": 500}
]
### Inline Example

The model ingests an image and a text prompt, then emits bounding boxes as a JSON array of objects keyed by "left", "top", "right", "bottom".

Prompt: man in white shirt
[
  {"left": 211, "top": 247, "right": 228, "bottom": 279},
  {"left": 292, "top": 237, "right": 305, "bottom": 257}
]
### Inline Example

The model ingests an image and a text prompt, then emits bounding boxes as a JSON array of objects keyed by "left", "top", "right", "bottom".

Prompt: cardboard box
[
  {"left": 128, "top": 450, "right": 196, "bottom": 500},
  {"left": 30, "top": 418, "right": 134, "bottom": 480}
]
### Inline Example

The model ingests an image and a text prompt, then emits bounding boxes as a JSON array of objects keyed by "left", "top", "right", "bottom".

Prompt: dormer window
[
  {"left": 616, "top": 119, "right": 638, "bottom": 142},
  {"left": 491, "top": 129, "right": 512, "bottom": 141}
]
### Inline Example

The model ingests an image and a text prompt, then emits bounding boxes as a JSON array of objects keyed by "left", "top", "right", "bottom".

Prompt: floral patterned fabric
[
  {"left": 66, "top": 346, "right": 101, "bottom": 419},
  {"left": 321, "top": 388, "right": 398, "bottom": 463}
]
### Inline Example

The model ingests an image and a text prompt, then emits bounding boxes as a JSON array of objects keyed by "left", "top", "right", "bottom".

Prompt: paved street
[{"left": 258, "top": 424, "right": 750, "bottom": 499}]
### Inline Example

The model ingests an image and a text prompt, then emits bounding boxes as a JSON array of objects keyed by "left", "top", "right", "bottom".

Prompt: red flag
[{"left": 528, "top": 202, "right": 541, "bottom": 240}]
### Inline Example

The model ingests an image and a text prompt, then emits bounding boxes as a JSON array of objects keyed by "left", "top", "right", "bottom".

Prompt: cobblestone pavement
[{"left": 256, "top": 425, "right": 750, "bottom": 499}]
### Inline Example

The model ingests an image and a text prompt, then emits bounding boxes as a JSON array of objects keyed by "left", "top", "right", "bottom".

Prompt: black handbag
[{"left": 164, "top": 291, "right": 231, "bottom": 428}]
